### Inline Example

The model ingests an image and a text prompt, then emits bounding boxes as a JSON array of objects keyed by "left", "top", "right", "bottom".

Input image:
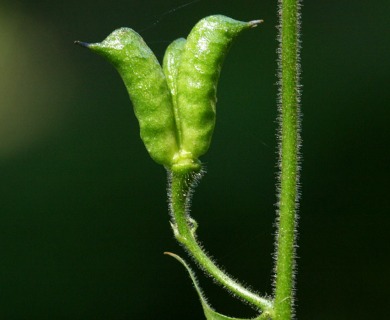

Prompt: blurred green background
[{"left": 0, "top": 0, "right": 389, "bottom": 319}]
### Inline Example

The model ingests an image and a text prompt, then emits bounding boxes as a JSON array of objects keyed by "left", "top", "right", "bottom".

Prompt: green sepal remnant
[{"left": 76, "top": 28, "right": 179, "bottom": 167}]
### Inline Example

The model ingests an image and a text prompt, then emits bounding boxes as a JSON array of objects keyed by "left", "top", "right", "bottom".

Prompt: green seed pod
[
  {"left": 76, "top": 28, "right": 179, "bottom": 167},
  {"left": 163, "top": 38, "right": 203, "bottom": 171},
  {"left": 162, "top": 38, "right": 186, "bottom": 144},
  {"left": 163, "top": 38, "right": 186, "bottom": 109},
  {"left": 177, "top": 15, "right": 261, "bottom": 159}
]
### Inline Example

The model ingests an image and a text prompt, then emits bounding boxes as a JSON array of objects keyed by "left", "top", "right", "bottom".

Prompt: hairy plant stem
[
  {"left": 273, "top": 0, "right": 301, "bottom": 319},
  {"left": 168, "top": 168, "right": 273, "bottom": 313}
]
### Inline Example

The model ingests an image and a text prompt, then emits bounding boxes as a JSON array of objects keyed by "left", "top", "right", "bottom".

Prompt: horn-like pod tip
[
  {"left": 248, "top": 19, "right": 264, "bottom": 28},
  {"left": 74, "top": 40, "right": 90, "bottom": 48}
]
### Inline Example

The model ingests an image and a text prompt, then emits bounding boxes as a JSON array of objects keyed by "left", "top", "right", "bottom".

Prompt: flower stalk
[{"left": 168, "top": 167, "right": 273, "bottom": 313}]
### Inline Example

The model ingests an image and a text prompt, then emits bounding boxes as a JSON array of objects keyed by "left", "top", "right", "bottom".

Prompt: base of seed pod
[{"left": 171, "top": 150, "right": 202, "bottom": 173}]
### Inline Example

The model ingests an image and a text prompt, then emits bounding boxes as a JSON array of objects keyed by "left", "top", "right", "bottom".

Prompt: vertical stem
[{"left": 274, "top": 0, "right": 301, "bottom": 319}]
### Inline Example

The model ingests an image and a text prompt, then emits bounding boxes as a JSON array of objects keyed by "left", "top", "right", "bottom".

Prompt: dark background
[{"left": 1, "top": 0, "right": 389, "bottom": 319}]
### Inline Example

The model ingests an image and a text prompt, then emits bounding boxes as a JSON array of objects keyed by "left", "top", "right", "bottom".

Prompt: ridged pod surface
[
  {"left": 82, "top": 28, "right": 179, "bottom": 167},
  {"left": 162, "top": 38, "right": 186, "bottom": 145},
  {"left": 176, "top": 15, "right": 257, "bottom": 159}
]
